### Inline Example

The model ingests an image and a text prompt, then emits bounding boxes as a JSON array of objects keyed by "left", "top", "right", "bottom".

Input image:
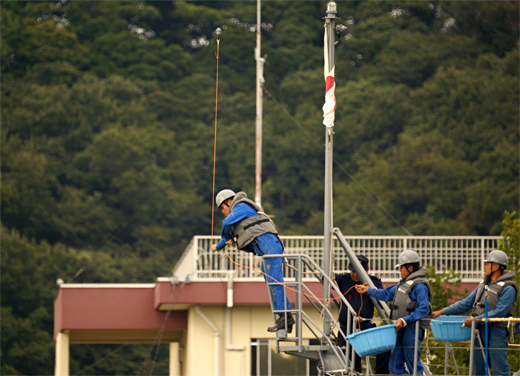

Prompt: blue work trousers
[
  {"left": 474, "top": 326, "right": 510, "bottom": 376},
  {"left": 390, "top": 325, "right": 424, "bottom": 375},
  {"left": 253, "top": 237, "right": 291, "bottom": 315}
]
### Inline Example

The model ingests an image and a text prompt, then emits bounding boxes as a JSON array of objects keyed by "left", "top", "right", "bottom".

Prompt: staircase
[{"left": 264, "top": 229, "right": 393, "bottom": 375}]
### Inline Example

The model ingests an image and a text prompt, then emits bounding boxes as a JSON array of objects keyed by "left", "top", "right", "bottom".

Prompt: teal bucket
[
  {"left": 431, "top": 316, "right": 472, "bottom": 342},
  {"left": 346, "top": 324, "right": 396, "bottom": 357}
]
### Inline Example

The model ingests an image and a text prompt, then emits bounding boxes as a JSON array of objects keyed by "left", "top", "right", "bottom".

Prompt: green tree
[
  {"left": 1, "top": 133, "right": 61, "bottom": 242},
  {"left": 334, "top": 130, "right": 473, "bottom": 235},
  {"left": 426, "top": 266, "right": 472, "bottom": 375},
  {"left": 497, "top": 211, "right": 520, "bottom": 372},
  {"left": 1, "top": 5, "right": 90, "bottom": 75},
  {"left": 410, "top": 61, "right": 519, "bottom": 234},
  {"left": 1, "top": 1, "right": 519, "bottom": 373},
  {"left": 334, "top": 79, "right": 412, "bottom": 172},
  {"left": 1, "top": 226, "right": 172, "bottom": 375},
  {"left": 438, "top": 2, "right": 519, "bottom": 57}
]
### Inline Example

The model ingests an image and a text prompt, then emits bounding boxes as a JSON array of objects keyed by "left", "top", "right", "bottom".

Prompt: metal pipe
[
  {"left": 194, "top": 306, "right": 220, "bottom": 376},
  {"left": 413, "top": 320, "right": 419, "bottom": 376},
  {"left": 255, "top": 0, "right": 263, "bottom": 208},
  {"left": 226, "top": 308, "right": 245, "bottom": 351},
  {"left": 227, "top": 272, "right": 234, "bottom": 308},
  {"left": 296, "top": 255, "right": 303, "bottom": 351},
  {"left": 346, "top": 311, "right": 352, "bottom": 372},
  {"left": 469, "top": 320, "right": 475, "bottom": 376},
  {"left": 484, "top": 287, "right": 489, "bottom": 376},
  {"left": 450, "top": 347, "right": 461, "bottom": 376},
  {"left": 334, "top": 228, "right": 391, "bottom": 322},
  {"left": 444, "top": 342, "right": 449, "bottom": 375},
  {"left": 268, "top": 338, "right": 272, "bottom": 376},
  {"left": 322, "top": 0, "right": 337, "bottom": 340},
  {"left": 256, "top": 341, "right": 260, "bottom": 376}
]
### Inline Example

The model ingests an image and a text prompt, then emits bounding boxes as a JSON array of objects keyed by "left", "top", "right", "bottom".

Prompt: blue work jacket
[
  {"left": 367, "top": 282, "right": 430, "bottom": 325},
  {"left": 216, "top": 202, "right": 279, "bottom": 255}
]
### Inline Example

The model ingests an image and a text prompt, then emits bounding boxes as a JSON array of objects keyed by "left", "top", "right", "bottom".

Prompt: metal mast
[
  {"left": 322, "top": 1, "right": 337, "bottom": 338},
  {"left": 255, "top": 0, "right": 265, "bottom": 208}
]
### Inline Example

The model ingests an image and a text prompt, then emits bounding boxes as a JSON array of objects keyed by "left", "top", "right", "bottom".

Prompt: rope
[
  {"left": 425, "top": 328, "right": 431, "bottom": 368},
  {"left": 221, "top": 247, "right": 362, "bottom": 307},
  {"left": 140, "top": 31, "right": 222, "bottom": 375},
  {"left": 72, "top": 344, "right": 127, "bottom": 375},
  {"left": 138, "top": 32, "right": 221, "bottom": 375},
  {"left": 211, "top": 36, "right": 220, "bottom": 237}
]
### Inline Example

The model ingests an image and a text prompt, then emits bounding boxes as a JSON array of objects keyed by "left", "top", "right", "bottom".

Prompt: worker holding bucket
[
  {"left": 355, "top": 250, "right": 432, "bottom": 375},
  {"left": 432, "top": 250, "right": 517, "bottom": 376}
]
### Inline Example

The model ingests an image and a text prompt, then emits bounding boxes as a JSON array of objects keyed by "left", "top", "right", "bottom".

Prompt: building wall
[{"left": 183, "top": 304, "right": 339, "bottom": 376}]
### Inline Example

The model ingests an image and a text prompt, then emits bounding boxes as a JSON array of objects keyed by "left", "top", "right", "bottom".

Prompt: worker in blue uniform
[
  {"left": 355, "top": 250, "right": 432, "bottom": 375},
  {"left": 433, "top": 250, "right": 517, "bottom": 376},
  {"left": 516, "top": 313, "right": 520, "bottom": 335},
  {"left": 335, "top": 255, "right": 390, "bottom": 374},
  {"left": 211, "top": 189, "right": 294, "bottom": 333}
]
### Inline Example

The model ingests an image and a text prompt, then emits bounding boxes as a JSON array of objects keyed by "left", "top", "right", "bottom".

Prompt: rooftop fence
[{"left": 172, "top": 235, "right": 502, "bottom": 283}]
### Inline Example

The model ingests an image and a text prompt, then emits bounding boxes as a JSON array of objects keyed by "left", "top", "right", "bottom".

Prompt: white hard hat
[
  {"left": 484, "top": 250, "right": 508, "bottom": 268},
  {"left": 395, "top": 250, "right": 420, "bottom": 268},
  {"left": 215, "top": 189, "right": 235, "bottom": 208}
]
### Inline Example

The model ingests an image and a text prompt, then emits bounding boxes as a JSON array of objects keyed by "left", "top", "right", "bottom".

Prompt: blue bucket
[
  {"left": 431, "top": 316, "right": 472, "bottom": 342},
  {"left": 346, "top": 324, "right": 396, "bottom": 357}
]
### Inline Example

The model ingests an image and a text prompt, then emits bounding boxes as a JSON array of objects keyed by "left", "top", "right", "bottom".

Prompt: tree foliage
[
  {"left": 1, "top": 0, "right": 518, "bottom": 374},
  {"left": 498, "top": 211, "right": 520, "bottom": 373}
]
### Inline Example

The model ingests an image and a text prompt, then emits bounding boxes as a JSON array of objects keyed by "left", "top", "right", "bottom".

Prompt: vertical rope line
[{"left": 211, "top": 39, "right": 220, "bottom": 237}]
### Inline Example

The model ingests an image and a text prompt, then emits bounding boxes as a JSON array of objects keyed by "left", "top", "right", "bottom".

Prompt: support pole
[
  {"left": 55, "top": 330, "right": 70, "bottom": 376},
  {"left": 334, "top": 228, "right": 391, "bottom": 322},
  {"left": 444, "top": 342, "right": 449, "bottom": 375},
  {"left": 255, "top": 0, "right": 264, "bottom": 208},
  {"left": 469, "top": 321, "right": 476, "bottom": 376},
  {"left": 169, "top": 342, "right": 181, "bottom": 376},
  {"left": 413, "top": 320, "right": 419, "bottom": 376},
  {"left": 484, "top": 286, "right": 489, "bottom": 376},
  {"left": 322, "top": 0, "right": 337, "bottom": 340}
]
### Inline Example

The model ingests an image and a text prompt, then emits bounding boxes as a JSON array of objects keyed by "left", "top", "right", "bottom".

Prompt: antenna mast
[{"left": 255, "top": 0, "right": 265, "bottom": 208}]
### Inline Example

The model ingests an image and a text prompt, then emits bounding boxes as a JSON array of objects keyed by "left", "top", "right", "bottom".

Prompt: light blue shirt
[{"left": 443, "top": 285, "right": 516, "bottom": 321}]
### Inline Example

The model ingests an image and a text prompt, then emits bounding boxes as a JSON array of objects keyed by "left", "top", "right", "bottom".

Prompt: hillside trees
[
  {"left": 1, "top": 227, "right": 172, "bottom": 375},
  {"left": 1, "top": 0, "right": 519, "bottom": 374}
]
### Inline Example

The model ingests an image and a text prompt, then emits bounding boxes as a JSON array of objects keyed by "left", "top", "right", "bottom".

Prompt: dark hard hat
[{"left": 348, "top": 255, "right": 369, "bottom": 271}]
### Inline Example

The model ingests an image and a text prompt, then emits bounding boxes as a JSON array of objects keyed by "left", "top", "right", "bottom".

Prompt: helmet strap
[{"left": 221, "top": 199, "right": 231, "bottom": 208}]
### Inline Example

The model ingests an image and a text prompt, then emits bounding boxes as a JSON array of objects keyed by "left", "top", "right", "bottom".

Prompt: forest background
[{"left": 1, "top": 0, "right": 519, "bottom": 374}]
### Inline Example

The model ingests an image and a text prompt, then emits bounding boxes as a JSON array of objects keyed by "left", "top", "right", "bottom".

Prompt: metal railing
[
  {"left": 264, "top": 252, "right": 359, "bottom": 374},
  {"left": 172, "top": 235, "right": 502, "bottom": 283}
]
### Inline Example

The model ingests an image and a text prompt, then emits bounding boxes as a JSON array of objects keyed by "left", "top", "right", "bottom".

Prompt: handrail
[
  {"left": 264, "top": 252, "right": 384, "bottom": 373},
  {"left": 334, "top": 228, "right": 392, "bottom": 323},
  {"left": 172, "top": 235, "right": 502, "bottom": 283}
]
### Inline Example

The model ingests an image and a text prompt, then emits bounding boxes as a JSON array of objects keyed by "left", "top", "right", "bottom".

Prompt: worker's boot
[{"left": 267, "top": 313, "right": 295, "bottom": 333}]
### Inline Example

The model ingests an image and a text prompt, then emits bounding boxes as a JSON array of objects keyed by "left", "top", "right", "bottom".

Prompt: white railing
[{"left": 172, "top": 235, "right": 502, "bottom": 283}]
